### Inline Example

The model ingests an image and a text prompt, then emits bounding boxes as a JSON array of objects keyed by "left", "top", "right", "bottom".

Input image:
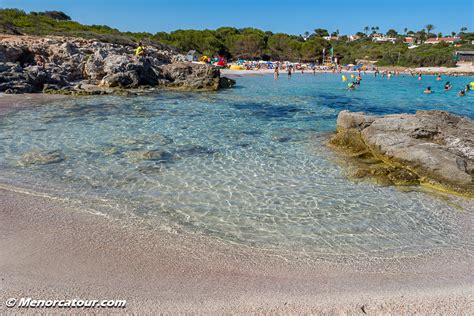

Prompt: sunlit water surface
[{"left": 1, "top": 73, "right": 473, "bottom": 257}]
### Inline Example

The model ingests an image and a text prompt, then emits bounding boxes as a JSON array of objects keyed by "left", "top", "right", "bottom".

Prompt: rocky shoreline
[
  {"left": 0, "top": 35, "right": 235, "bottom": 95},
  {"left": 329, "top": 110, "right": 474, "bottom": 197}
]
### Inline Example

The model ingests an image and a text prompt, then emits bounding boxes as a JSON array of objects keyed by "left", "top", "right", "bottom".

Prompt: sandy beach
[
  {"left": 0, "top": 183, "right": 472, "bottom": 314},
  {"left": 221, "top": 63, "right": 474, "bottom": 77}
]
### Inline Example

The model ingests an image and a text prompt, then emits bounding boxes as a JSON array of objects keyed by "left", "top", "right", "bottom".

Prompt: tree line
[{"left": 1, "top": 9, "right": 473, "bottom": 67}]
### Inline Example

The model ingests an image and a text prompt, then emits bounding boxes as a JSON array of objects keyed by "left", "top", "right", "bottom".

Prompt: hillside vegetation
[{"left": 1, "top": 8, "right": 473, "bottom": 67}]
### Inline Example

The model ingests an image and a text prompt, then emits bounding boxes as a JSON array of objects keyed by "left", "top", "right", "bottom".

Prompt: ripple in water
[{"left": 0, "top": 74, "right": 473, "bottom": 257}]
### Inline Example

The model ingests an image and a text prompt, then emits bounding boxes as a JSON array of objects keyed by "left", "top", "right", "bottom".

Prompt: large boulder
[
  {"left": 330, "top": 110, "right": 474, "bottom": 196},
  {"left": 99, "top": 58, "right": 160, "bottom": 88},
  {"left": 83, "top": 49, "right": 109, "bottom": 81},
  {"left": 160, "top": 62, "right": 221, "bottom": 90},
  {"left": 219, "top": 76, "right": 236, "bottom": 89}
]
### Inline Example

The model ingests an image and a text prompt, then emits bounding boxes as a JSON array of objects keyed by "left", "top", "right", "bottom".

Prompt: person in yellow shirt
[{"left": 135, "top": 42, "right": 145, "bottom": 58}]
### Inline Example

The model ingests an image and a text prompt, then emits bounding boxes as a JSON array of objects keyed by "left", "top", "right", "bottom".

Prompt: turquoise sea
[{"left": 0, "top": 73, "right": 473, "bottom": 257}]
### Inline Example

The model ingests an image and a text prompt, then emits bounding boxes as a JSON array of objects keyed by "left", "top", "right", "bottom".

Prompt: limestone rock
[
  {"left": 1, "top": 35, "right": 234, "bottom": 94},
  {"left": 19, "top": 150, "right": 65, "bottom": 166},
  {"left": 330, "top": 110, "right": 474, "bottom": 196},
  {"left": 125, "top": 149, "right": 174, "bottom": 162},
  {"left": 219, "top": 76, "right": 236, "bottom": 89},
  {"left": 160, "top": 62, "right": 221, "bottom": 91}
]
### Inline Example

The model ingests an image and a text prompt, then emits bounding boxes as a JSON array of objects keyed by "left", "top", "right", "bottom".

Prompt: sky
[{"left": 1, "top": 0, "right": 472, "bottom": 35}]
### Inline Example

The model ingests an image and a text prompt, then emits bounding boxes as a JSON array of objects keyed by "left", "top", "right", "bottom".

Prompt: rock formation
[
  {"left": 329, "top": 110, "right": 474, "bottom": 197},
  {"left": 0, "top": 35, "right": 235, "bottom": 94}
]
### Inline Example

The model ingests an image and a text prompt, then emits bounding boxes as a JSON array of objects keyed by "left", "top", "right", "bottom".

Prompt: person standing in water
[
  {"left": 418, "top": 73, "right": 422, "bottom": 80},
  {"left": 288, "top": 65, "right": 292, "bottom": 78},
  {"left": 274, "top": 65, "right": 279, "bottom": 80}
]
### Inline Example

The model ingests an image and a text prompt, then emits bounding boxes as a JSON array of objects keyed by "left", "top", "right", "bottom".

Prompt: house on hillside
[
  {"left": 371, "top": 34, "right": 396, "bottom": 43},
  {"left": 348, "top": 35, "right": 360, "bottom": 42},
  {"left": 425, "top": 37, "right": 461, "bottom": 44},
  {"left": 403, "top": 37, "right": 418, "bottom": 49}
]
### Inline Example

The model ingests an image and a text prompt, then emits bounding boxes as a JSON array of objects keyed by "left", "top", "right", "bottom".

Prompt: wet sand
[{"left": 0, "top": 185, "right": 472, "bottom": 314}]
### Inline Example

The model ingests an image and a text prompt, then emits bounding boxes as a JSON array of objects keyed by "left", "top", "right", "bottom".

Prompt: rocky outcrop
[
  {"left": 161, "top": 62, "right": 235, "bottom": 91},
  {"left": 329, "top": 110, "right": 474, "bottom": 197},
  {"left": 0, "top": 35, "right": 234, "bottom": 94}
]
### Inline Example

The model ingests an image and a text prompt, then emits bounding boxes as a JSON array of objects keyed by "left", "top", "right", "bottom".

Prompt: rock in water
[
  {"left": 329, "top": 110, "right": 474, "bottom": 197},
  {"left": 125, "top": 149, "right": 174, "bottom": 162},
  {"left": 160, "top": 62, "right": 232, "bottom": 91},
  {"left": 19, "top": 150, "right": 65, "bottom": 166},
  {"left": 219, "top": 76, "right": 236, "bottom": 89}
]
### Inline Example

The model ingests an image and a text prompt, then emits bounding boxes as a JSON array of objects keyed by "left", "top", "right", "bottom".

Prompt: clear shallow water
[{"left": 0, "top": 73, "right": 473, "bottom": 257}]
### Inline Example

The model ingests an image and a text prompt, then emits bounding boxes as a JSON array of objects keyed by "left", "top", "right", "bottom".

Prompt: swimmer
[
  {"left": 436, "top": 74, "right": 442, "bottom": 81},
  {"left": 458, "top": 90, "right": 466, "bottom": 97},
  {"left": 444, "top": 81, "right": 452, "bottom": 91},
  {"left": 424, "top": 86, "right": 432, "bottom": 94}
]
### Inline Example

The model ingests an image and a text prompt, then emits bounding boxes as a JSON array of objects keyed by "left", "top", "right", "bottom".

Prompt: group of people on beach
[
  {"left": 423, "top": 74, "right": 471, "bottom": 96},
  {"left": 273, "top": 63, "right": 329, "bottom": 80}
]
